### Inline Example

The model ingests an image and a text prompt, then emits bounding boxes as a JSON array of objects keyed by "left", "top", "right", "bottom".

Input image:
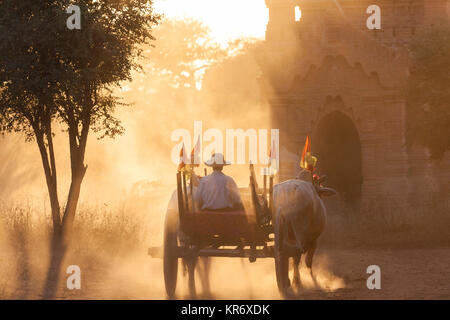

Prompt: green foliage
[{"left": 406, "top": 21, "right": 450, "bottom": 159}]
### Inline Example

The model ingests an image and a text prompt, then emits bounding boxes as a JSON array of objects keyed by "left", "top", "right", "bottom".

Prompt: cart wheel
[
  {"left": 163, "top": 209, "right": 179, "bottom": 299},
  {"left": 274, "top": 212, "right": 290, "bottom": 297}
]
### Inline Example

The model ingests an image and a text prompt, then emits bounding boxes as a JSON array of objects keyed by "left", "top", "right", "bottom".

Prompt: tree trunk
[
  {"left": 35, "top": 129, "right": 61, "bottom": 233},
  {"left": 42, "top": 230, "right": 65, "bottom": 299},
  {"left": 62, "top": 164, "right": 87, "bottom": 242},
  {"left": 40, "top": 90, "right": 91, "bottom": 298},
  {"left": 41, "top": 160, "right": 87, "bottom": 299},
  {"left": 34, "top": 127, "right": 66, "bottom": 299}
]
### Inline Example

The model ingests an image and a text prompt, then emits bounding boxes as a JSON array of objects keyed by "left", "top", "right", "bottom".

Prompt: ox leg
[
  {"left": 292, "top": 252, "right": 302, "bottom": 289},
  {"left": 305, "top": 241, "right": 319, "bottom": 287},
  {"left": 305, "top": 241, "right": 316, "bottom": 270}
]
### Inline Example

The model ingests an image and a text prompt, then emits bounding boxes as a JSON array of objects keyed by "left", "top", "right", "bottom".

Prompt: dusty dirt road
[{"left": 41, "top": 246, "right": 449, "bottom": 300}]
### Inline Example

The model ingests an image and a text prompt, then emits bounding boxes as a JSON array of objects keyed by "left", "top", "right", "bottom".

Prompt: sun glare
[
  {"left": 295, "top": 6, "right": 302, "bottom": 22},
  {"left": 154, "top": 0, "right": 269, "bottom": 45}
]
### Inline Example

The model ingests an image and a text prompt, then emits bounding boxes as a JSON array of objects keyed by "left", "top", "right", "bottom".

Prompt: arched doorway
[{"left": 313, "top": 111, "right": 362, "bottom": 211}]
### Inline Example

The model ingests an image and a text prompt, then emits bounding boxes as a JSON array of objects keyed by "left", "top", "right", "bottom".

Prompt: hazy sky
[{"left": 154, "top": 0, "right": 269, "bottom": 43}]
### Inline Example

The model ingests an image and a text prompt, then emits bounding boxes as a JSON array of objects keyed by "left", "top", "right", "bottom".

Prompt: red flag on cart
[
  {"left": 191, "top": 136, "right": 201, "bottom": 167},
  {"left": 268, "top": 138, "right": 278, "bottom": 175},
  {"left": 300, "top": 135, "right": 317, "bottom": 172},
  {"left": 300, "top": 136, "right": 310, "bottom": 168},
  {"left": 270, "top": 139, "right": 277, "bottom": 160},
  {"left": 178, "top": 143, "right": 186, "bottom": 171}
]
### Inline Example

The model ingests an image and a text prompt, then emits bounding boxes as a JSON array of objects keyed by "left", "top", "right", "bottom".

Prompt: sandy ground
[{"left": 15, "top": 246, "right": 446, "bottom": 300}]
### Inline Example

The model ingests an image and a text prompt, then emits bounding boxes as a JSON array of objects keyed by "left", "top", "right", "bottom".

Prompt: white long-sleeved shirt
[{"left": 194, "top": 171, "right": 242, "bottom": 210}]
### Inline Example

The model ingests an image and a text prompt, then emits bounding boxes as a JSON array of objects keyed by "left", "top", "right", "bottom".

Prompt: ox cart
[{"left": 148, "top": 164, "right": 294, "bottom": 298}]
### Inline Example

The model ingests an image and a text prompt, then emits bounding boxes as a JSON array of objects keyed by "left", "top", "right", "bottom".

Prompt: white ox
[{"left": 273, "top": 179, "right": 327, "bottom": 289}]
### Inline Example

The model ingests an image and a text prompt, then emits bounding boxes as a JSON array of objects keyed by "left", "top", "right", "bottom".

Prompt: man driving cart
[{"left": 194, "top": 153, "right": 243, "bottom": 211}]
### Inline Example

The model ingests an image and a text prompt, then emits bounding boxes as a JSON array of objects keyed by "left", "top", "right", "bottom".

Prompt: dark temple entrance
[{"left": 313, "top": 111, "right": 362, "bottom": 211}]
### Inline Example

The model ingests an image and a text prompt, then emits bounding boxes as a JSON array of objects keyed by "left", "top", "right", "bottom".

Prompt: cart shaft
[
  {"left": 148, "top": 246, "right": 276, "bottom": 259},
  {"left": 197, "top": 248, "right": 274, "bottom": 259}
]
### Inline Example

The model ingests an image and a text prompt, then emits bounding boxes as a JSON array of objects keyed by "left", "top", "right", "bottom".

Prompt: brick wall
[{"left": 260, "top": 0, "right": 450, "bottom": 213}]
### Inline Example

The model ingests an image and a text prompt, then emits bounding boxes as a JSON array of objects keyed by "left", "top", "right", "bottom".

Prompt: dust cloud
[
  {"left": 2, "top": 13, "right": 449, "bottom": 300},
  {"left": 0, "top": 17, "right": 288, "bottom": 299},
  {"left": 4, "top": 14, "right": 433, "bottom": 300}
]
